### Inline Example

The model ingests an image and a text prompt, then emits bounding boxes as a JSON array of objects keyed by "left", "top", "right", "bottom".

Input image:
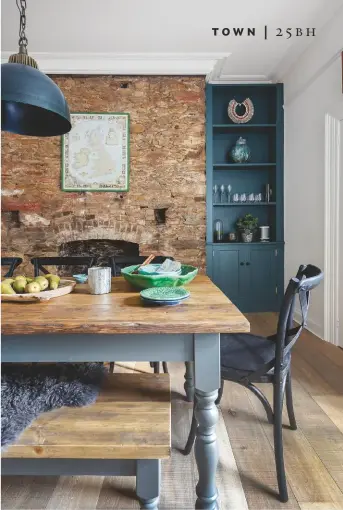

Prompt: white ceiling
[{"left": 1, "top": 0, "right": 343, "bottom": 78}]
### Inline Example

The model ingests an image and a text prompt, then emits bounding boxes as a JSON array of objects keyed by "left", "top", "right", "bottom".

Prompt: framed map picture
[{"left": 61, "top": 112, "right": 130, "bottom": 192}]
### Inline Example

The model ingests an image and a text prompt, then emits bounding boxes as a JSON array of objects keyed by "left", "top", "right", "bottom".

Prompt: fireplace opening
[{"left": 58, "top": 239, "right": 139, "bottom": 275}]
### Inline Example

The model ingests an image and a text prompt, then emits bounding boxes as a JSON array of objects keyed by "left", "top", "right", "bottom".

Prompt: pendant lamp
[{"left": 1, "top": 0, "right": 71, "bottom": 137}]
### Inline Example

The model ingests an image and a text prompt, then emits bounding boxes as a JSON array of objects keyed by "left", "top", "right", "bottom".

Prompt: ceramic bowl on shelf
[
  {"left": 121, "top": 264, "right": 198, "bottom": 290},
  {"left": 72, "top": 274, "right": 88, "bottom": 284}
]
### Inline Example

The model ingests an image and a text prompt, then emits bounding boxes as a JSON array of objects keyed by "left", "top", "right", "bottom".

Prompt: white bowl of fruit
[{"left": 1, "top": 274, "right": 76, "bottom": 302}]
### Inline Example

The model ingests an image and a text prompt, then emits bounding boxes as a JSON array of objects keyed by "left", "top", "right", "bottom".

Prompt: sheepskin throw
[{"left": 1, "top": 362, "right": 106, "bottom": 450}]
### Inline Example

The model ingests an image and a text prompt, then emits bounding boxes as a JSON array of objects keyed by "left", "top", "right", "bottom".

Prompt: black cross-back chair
[
  {"left": 109, "top": 255, "right": 174, "bottom": 375},
  {"left": 31, "top": 256, "right": 95, "bottom": 277},
  {"left": 183, "top": 264, "right": 324, "bottom": 503},
  {"left": 1, "top": 257, "right": 23, "bottom": 277}
]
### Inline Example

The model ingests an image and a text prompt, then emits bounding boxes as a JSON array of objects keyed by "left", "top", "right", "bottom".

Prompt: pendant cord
[
  {"left": 8, "top": 0, "right": 37, "bottom": 67},
  {"left": 16, "top": 0, "right": 28, "bottom": 50}
]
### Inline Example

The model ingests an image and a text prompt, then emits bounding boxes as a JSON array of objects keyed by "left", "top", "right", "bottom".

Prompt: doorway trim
[{"left": 324, "top": 107, "right": 343, "bottom": 346}]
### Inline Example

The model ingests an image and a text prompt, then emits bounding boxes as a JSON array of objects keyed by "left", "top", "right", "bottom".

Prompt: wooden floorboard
[
  {"left": 313, "top": 396, "right": 343, "bottom": 434},
  {"left": 250, "top": 383, "right": 343, "bottom": 506},
  {"left": 2, "top": 314, "right": 343, "bottom": 510},
  {"left": 220, "top": 381, "right": 300, "bottom": 509},
  {"left": 46, "top": 476, "right": 104, "bottom": 510}
]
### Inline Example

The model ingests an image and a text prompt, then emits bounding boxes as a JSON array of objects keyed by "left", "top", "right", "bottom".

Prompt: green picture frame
[{"left": 61, "top": 112, "right": 130, "bottom": 192}]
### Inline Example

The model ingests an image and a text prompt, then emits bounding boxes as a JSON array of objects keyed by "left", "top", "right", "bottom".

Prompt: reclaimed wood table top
[{"left": 1, "top": 275, "right": 250, "bottom": 335}]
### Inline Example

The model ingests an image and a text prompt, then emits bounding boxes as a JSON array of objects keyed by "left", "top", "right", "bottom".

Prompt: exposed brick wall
[{"left": 1, "top": 76, "right": 206, "bottom": 275}]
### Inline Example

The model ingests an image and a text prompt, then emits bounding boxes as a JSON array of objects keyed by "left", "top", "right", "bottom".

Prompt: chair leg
[
  {"left": 183, "top": 405, "right": 197, "bottom": 456},
  {"left": 215, "top": 379, "right": 225, "bottom": 406},
  {"left": 273, "top": 378, "right": 288, "bottom": 502},
  {"left": 109, "top": 362, "right": 115, "bottom": 373},
  {"left": 245, "top": 383, "right": 274, "bottom": 424},
  {"left": 162, "top": 362, "right": 169, "bottom": 374},
  {"left": 153, "top": 362, "right": 160, "bottom": 374},
  {"left": 285, "top": 368, "right": 297, "bottom": 430}
]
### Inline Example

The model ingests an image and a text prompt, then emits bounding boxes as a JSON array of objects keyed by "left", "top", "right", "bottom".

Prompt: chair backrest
[
  {"left": 274, "top": 264, "right": 324, "bottom": 377},
  {"left": 110, "top": 255, "right": 174, "bottom": 277},
  {"left": 31, "top": 256, "right": 95, "bottom": 277},
  {"left": 1, "top": 257, "right": 23, "bottom": 277}
]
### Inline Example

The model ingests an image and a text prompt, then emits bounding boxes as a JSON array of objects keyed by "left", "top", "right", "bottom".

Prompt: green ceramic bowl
[{"left": 121, "top": 264, "right": 198, "bottom": 290}]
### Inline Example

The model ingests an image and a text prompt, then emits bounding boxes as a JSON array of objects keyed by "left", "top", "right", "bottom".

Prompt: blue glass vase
[{"left": 230, "top": 137, "right": 251, "bottom": 163}]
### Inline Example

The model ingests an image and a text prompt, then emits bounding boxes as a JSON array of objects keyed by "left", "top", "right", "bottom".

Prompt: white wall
[{"left": 282, "top": 8, "right": 343, "bottom": 339}]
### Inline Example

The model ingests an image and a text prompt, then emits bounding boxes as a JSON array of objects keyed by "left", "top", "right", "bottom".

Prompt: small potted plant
[{"left": 236, "top": 213, "right": 258, "bottom": 243}]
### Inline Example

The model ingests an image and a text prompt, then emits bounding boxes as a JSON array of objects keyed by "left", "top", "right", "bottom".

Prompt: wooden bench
[{"left": 2, "top": 373, "right": 171, "bottom": 510}]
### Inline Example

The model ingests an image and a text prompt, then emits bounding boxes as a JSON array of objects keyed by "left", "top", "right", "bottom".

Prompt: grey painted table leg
[
  {"left": 184, "top": 361, "right": 195, "bottom": 402},
  {"left": 194, "top": 334, "right": 221, "bottom": 510},
  {"left": 136, "top": 459, "right": 160, "bottom": 509}
]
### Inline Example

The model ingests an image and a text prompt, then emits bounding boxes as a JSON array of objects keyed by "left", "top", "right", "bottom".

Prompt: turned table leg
[
  {"left": 194, "top": 389, "right": 219, "bottom": 509},
  {"left": 184, "top": 361, "right": 195, "bottom": 402},
  {"left": 136, "top": 459, "right": 160, "bottom": 509},
  {"left": 194, "top": 334, "right": 220, "bottom": 510}
]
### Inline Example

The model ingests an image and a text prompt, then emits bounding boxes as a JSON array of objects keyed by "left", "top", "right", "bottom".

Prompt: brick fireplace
[
  {"left": 55, "top": 239, "right": 139, "bottom": 275},
  {"left": 1, "top": 76, "right": 206, "bottom": 276},
  {"left": 60, "top": 239, "right": 139, "bottom": 265}
]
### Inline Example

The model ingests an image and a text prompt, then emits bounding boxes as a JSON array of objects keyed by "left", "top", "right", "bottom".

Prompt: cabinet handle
[
  {"left": 240, "top": 262, "right": 245, "bottom": 266},
  {"left": 246, "top": 262, "right": 251, "bottom": 266}
]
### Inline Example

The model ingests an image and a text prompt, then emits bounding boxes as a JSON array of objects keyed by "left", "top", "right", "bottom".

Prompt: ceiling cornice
[
  {"left": 1, "top": 52, "right": 231, "bottom": 75},
  {"left": 208, "top": 75, "right": 273, "bottom": 84},
  {"left": 206, "top": 57, "right": 273, "bottom": 83}
]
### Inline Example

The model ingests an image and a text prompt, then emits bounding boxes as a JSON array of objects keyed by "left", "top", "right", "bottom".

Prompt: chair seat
[{"left": 220, "top": 333, "right": 278, "bottom": 381}]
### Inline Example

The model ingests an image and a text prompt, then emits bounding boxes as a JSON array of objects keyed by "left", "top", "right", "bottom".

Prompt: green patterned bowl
[{"left": 121, "top": 264, "right": 198, "bottom": 290}]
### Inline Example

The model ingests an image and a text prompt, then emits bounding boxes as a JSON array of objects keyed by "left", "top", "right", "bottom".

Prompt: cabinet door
[
  {"left": 246, "top": 245, "right": 278, "bottom": 312},
  {"left": 211, "top": 247, "right": 243, "bottom": 306}
]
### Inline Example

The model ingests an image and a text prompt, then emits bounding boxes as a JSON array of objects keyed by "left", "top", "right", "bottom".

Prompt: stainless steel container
[
  {"left": 88, "top": 267, "right": 112, "bottom": 295},
  {"left": 260, "top": 225, "right": 270, "bottom": 242}
]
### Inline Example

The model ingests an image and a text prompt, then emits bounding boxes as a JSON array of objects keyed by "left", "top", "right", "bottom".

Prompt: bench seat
[{"left": 3, "top": 373, "right": 171, "bottom": 460}]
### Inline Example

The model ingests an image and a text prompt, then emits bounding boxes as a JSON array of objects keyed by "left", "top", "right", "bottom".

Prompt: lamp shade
[{"left": 1, "top": 63, "right": 71, "bottom": 136}]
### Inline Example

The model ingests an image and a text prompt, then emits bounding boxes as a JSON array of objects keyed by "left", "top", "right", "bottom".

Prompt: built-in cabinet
[
  {"left": 206, "top": 83, "right": 284, "bottom": 312},
  {"left": 207, "top": 244, "right": 283, "bottom": 312}
]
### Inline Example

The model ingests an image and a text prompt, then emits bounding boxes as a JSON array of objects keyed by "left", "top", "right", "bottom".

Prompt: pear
[
  {"left": 26, "top": 277, "right": 34, "bottom": 283},
  {"left": 2, "top": 278, "right": 15, "bottom": 285},
  {"left": 34, "top": 276, "right": 49, "bottom": 291},
  {"left": 1, "top": 282, "right": 16, "bottom": 295},
  {"left": 14, "top": 275, "right": 27, "bottom": 282},
  {"left": 48, "top": 275, "right": 60, "bottom": 290},
  {"left": 25, "top": 282, "right": 41, "bottom": 294},
  {"left": 12, "top": 279, "right": 27, "bottom": 294},
  {"left": 49, "top": 280, "right": 59, "bottom": 290}
]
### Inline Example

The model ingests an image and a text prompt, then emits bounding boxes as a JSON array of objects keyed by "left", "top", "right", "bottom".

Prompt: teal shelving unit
[{"left": 206, "top": 83, "right": 284, "bottom": 313}]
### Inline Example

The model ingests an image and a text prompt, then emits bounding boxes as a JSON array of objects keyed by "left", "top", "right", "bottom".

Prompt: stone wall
[{"left": 1, "top": 76, "right": 206, "bottom": 275}]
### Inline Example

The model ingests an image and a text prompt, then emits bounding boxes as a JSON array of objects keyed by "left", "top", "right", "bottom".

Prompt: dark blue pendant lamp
[{"left": 1, "top": 0, "right": 71, "bottom": 137}]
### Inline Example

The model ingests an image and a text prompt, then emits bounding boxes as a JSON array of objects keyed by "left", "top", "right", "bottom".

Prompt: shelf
[
  {"left": 213, "top": 202, "right": 276, "bottom": 207},
  {"left": 214, "top": 163, "right": 276, "bottom": 169},
  {"left": 210, "top": 242, "right": 280, "bottom": 246},
  {"left": 213, "top": 124, "right": 276, "bottom": 128}
]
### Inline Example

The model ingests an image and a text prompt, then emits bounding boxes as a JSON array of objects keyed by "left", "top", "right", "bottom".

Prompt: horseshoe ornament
[{"left": 228, "top": 98, "right": 254, "bottom": 124}]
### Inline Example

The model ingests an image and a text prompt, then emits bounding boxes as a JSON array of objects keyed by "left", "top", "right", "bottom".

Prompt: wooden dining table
[{"left": 1, "top": 274, "right": 249, "bottom": 509}]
